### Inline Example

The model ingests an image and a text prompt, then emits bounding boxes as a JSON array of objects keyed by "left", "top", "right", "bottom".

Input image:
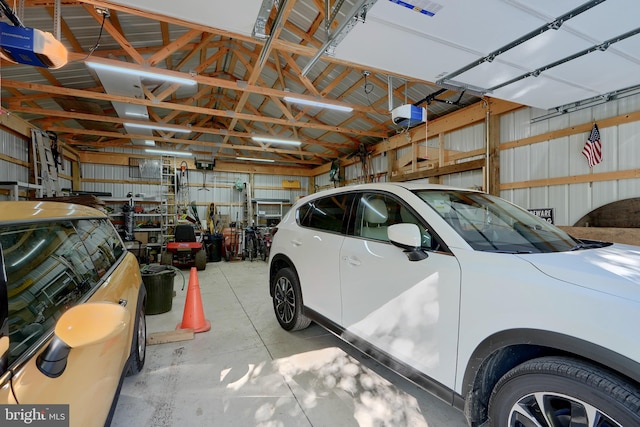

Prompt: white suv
[{"left": 268, "top": 182, "right": 640, "bottom": 427}]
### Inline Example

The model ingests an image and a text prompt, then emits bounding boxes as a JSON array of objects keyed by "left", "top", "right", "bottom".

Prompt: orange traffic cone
[{"left": 176, "top": 267, "right": 211, "bottom": 333}]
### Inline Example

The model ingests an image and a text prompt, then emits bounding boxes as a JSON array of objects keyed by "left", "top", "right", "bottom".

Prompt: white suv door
[
  {"left": 339, "top": 192, "right": 461, "bottom": 389},
  {"left": 283, "top": 193, "right": 356, "bottom": 322}
]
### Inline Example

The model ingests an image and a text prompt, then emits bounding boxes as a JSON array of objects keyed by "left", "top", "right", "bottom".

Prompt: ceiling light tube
[
  {"left": 251, "top": 136, "right": 301, "bottom": 146},
  {"left": 125, "top": 122, "right": 192, "bottom": 134},
  {"left": 145, "top": 149, "right": 192, "bottom": 157},
  {"left": 237, "top": 157, "right": 275, "bottom": 163},
  {"left": 284, "top": 96, "right": 353, "bottom": 112},
  {"left": 86, "top": 61, "right": 197, "bottom": 86}
]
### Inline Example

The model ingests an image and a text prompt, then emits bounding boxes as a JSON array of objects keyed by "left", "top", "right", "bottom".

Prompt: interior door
[{"left": 339, "top": 193, "right": 462, "bottom": 389}]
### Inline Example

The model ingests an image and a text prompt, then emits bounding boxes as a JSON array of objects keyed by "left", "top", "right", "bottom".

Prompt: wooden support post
[{"left": 487, "top": 114, "right": 501, "bottom": 196}]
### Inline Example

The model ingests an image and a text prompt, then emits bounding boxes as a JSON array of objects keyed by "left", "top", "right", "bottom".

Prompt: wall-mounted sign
[{"left": 528, "top": 208, "right": 554, "bottom": 224}]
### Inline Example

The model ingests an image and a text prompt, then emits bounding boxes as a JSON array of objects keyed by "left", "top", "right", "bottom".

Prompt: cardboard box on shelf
[{"left": 134, "top": 232, "right": 149, "bottom": 244}]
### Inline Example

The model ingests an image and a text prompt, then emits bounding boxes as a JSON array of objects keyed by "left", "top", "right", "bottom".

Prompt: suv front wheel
[
  {"left": 488, "top": 356, "right": 640, "bottom": 426},
  {"left": 272, "top": 268, "right": 311, "bottom": 331}
]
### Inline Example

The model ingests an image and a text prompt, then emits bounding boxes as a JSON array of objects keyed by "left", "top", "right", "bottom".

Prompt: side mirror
[
  {"left": 388, "top": 223, "right": 428, "bottom": 261},
  {"left": 37, "top": 302, "right": 127, "bottom": 378}
]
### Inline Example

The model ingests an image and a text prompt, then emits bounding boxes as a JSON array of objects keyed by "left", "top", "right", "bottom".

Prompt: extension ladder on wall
[{"left": 31, "top": 129, "right": 62, "bottom": 197}]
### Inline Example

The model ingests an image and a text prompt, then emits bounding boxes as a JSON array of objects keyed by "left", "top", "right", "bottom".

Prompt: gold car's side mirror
[{"left": 37, "top": 302, "right": 128, "bottom": 378}]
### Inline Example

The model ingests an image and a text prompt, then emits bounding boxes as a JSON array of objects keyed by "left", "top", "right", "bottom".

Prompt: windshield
[{"left": 415, "top": 190, "right": 582, "bottom": 253}]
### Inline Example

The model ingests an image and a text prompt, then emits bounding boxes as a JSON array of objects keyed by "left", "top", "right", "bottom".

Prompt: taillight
[{"left": 271, "top": 227, "right": 278, "bottom": 237}]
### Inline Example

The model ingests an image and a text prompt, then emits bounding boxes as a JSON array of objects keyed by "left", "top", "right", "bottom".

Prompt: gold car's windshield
[{"left": 415, "top": 190, "right": 608, "bottom": 253}]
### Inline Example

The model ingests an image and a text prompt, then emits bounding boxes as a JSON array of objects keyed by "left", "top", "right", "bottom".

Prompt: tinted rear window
[{"left": 298, "top": 193, "right": 354, "bottom": 234}]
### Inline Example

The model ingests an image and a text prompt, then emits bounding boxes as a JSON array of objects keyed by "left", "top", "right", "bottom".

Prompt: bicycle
[
  {"left": 257, "top": 227, "right": 272, "bottom": 261},
  {"left": 243, "top": 226, "right": 259, "bottom": 261}
]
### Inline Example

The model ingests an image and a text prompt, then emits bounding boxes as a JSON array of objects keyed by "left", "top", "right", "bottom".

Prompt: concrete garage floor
[{"left": 111, "top": 260, "right": 468, "bottom": 427}]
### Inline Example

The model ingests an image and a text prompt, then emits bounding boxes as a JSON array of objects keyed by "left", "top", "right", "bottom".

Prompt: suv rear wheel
[
  {"left": 488, "top": 356, "right": 640, "bottom": 426},
  {"left": 272, "top": 268, "right": 311, "bottom": 331}
]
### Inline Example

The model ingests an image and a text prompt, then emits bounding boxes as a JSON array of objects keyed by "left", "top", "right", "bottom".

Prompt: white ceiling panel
[
  {"left": 545, "top": 50, "right": 640, "bottom": 94},
  {"left": 492, "top": 76, "right": 598, "bottom": 110},
  {"left": 614, "top": 37, "right": 640, "bottom": 60},
  {"left": 455, "top": 62, "right": 528, "bottom": 90},
  {"left": 108, "top": 0, "right": 263, "bottom": 36},
  {"left": 497, "top": 30, "right": 593, "bottom": 71},
  {"left": 364, "top": 0, "right": 548, "bottom": 54},
  {"left": 333, "top": 15, "right": 480, "bottom": 83},
  {"left": 563, "top": 0, "right": 640, "bottom": 41},
  {"left": 505, "top": 0, "right": 591, "bottom": 18}
]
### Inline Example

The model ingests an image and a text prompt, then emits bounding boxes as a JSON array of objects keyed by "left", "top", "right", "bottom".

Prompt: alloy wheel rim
[
  {"left": 509, "top": 391, "right": 623, "bottom": 427},
  {"left": 274, "top": 277, "right": 295, "bottom": 323},
  {"left": 137, "top": 311, "right": 146, "bottom": 361}
]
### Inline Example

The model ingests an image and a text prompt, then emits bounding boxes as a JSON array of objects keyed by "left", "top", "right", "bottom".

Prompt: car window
[
  {"left": 416, "top": 189, "right": 579, "bottom": 253},
  {"left": 354, "top": 193, "right": 438, "bottom": 250},
  {"left": 75, "top": 219, "right": 124, "bottom": 278},
  {"left": 0, "top": 221, "right": 101, "bottom": 364},
  {"left": 298, "top": 193, "right": 354, "bottom": 234}
]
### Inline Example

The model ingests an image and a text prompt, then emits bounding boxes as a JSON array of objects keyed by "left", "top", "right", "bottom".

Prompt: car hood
[{"left": 517, "top": 243, "right": 640, "bottom": 302}]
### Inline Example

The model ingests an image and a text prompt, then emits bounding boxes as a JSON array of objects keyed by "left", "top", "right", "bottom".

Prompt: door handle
[
  {"left": 343, "top": 256, "right": 361, "bottom": 266},
  {"left": 291, "top": 239, "right": 302, "bottom": 246}
]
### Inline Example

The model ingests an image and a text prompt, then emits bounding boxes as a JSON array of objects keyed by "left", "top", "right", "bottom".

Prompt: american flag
[{"left": 582, "top": 123, "right": 602, "bottom": 168}]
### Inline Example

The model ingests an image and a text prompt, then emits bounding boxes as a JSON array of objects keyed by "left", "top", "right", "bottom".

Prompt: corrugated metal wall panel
[
  {"left": 500, "top": 92, "right": 640, "bottom": 225},
  {"left": 445, "top": 123, "right": 485, "bottom": 151},
  {"left": 549, "top": 136, "right": 570, "bottom": 178},
  {"left": 618, "top": 121, "right": 640, "bottom": 170},
  {"left": 619, "top": 179, "right": 640, "bottom": 199},
  {"left": 549, "top": 185, "right": 570, "bottom": 225},
  {"left": 530, "top": 141, "right": 549, "bottom": 180},
  {"left": 314, "top": 172, "right": 332, "bottom": 191},
  {"left": 442, "top": 170, "right": 483, "bottom": 189},
  {"left": 529, "top": 187, "right": 549, "bottom": 211},
  {"left": 0, "top": 132, "right": 31, "bottom": 199}
]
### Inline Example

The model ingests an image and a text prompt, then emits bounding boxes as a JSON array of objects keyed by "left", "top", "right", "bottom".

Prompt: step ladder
[{"left": 31, "top": 129, "right": 62, "bottom": 197}]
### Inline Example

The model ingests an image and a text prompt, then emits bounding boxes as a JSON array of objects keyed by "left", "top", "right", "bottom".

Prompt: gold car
[{"left": 0, "top": 201, "right": 146, "bottom": 426}]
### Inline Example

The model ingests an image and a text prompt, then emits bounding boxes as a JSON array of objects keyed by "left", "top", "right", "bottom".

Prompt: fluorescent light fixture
[
  {"left": 86, "top": 61, "right": 197, "bottom": 86},
  {"left": 252, "top": 136, "right": 301, "bottom": 146},
  {"left": 144, "top": 140, "right": 155, "bottom": 146},
  {"left": 125, "top": 111, "right": 149, "bottom": 118},
  {"left": 125, "top": 122, "right": 192, "bottom": 134},
  {"left": 237, "top": 157, "right": 275, "bottom": 163},
  {"left": 284, "top": 96, "right": 353, "bottom": 112},
  {"left": 145, "top": 149, "right": 192, "bottom": 157}
]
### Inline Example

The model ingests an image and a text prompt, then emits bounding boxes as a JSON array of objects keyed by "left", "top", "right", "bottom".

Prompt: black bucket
[
  {"left": 140, "top": 264, "right": 176, "bottom": 315},
  {"left": 209, "top": 233, "right": 223, "bottom": 262}
]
